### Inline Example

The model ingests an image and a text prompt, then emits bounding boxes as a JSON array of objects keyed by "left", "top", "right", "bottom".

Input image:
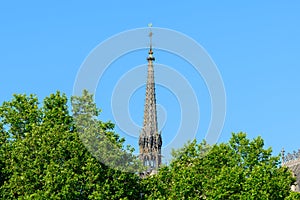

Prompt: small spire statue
[{"left": 281, "top": 148, "right": 285, "bottom": 166}]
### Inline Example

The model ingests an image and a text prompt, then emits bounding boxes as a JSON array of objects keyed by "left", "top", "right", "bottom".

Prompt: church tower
[{"left": 138, "top": 27, "right": 162, "bottom": 170}]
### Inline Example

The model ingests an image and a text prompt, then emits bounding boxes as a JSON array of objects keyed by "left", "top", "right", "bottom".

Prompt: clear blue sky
[{"left": 1, "top": 1, "right": 300, "bottom": 161}]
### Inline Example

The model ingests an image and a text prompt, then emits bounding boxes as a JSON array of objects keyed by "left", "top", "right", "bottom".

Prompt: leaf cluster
[
  {"left": 142, "top": 133, "right": 296, "bottom": 199},
  {"left": 0, "top": 91, "right": 141, "bottom": 199}
]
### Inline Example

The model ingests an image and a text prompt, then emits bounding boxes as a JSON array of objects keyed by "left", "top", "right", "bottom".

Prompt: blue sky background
[{"left": 1, "top": 1, "right": 300, "bottom": 161}]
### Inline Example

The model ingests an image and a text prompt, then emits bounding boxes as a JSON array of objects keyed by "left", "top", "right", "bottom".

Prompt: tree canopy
[
  {"left": 0, "top": 91, "right": 298, "bottom": 199},
  {"left": 0, "top": 91, "right": 141, "bottom": 199},
  {"left": 141, "top": 133, "right": 298, "bottom": 199}
]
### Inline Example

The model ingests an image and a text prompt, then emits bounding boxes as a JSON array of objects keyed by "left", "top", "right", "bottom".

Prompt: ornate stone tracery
[
  {"left": 282, "top": 148, "right": 300, "bottom": 192},
  {"left": 138, "top": 28, "right": 162, "bottom": 171},
  {"left": 282, "top": 149, "right": 300, "bottom": 164}
]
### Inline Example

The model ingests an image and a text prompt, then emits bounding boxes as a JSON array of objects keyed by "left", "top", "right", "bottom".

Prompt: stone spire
[{"left": 139, "top": 26, "right": 162, "bottom": 170}]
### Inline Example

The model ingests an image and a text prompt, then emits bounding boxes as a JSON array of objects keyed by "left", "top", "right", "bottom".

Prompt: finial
[
  {"left": 147, "top": 23, "right": 155, "bottom": 61},
  {"left": 148, "top": 23, "right": 153, "bottom": 49}
]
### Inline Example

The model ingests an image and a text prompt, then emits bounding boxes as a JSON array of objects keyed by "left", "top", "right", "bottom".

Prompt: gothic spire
[{"left": 139, "top": 25, "right": 162, "bottom": 171}]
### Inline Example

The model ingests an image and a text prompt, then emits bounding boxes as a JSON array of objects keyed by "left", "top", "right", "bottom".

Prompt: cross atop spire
[
  {"left": 148, "top": 23, "right": 153, "bottom": 49},
  {"left": 139, "top": 25, "right": 162, "bottom": 171},
  {"left": 147, "top": 24, "right": 154, "bottom": 61}
]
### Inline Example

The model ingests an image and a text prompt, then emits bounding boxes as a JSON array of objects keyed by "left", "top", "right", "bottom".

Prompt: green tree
[
  {"left": 1, "top": 91, "right": 297, "bottom": 199},
  {"left": 142, "top": 132, "right": 296, "bottom": 199},
  {"left": 0, "top": 94, "right": 41, "bottom": 139},
  {"left": 0, "top": 122, "right": 9, "bottom": 187},
  {"left": 286, "top": 191, "right": 300, "bottom": 200},
  {"left": 71, "top": 90, "right": 142, "bottom": 173},
  {"left": 0, "top": 91, "right": 141, "bottom": 199}
]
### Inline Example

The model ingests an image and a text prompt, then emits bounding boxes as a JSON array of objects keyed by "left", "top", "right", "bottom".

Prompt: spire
[{"left": 139, "top": 24, "right": 162, "bottom": 171}]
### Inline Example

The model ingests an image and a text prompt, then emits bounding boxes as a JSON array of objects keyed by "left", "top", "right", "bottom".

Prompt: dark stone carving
[{"left": 138, "top": 39, "right": 162, "bottom": 172}]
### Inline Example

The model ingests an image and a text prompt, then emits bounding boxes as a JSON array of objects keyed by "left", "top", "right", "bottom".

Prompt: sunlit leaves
[
  {"left": 0, "top": 91, "right": 297, "bottom": 199},
  {"left": 142, "top": 133, "right": 296, "bottom": 199},
  {"left": 0, "top": 91, "right": 141, "bottom": 199}
]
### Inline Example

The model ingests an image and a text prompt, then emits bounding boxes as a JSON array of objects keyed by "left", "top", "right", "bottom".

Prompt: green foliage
[
  {"left": 0, "top": 91, "right": 141, "bottom": 199},
  {"left": 71, "top": 90, "right": 143, "bottom": 173},
  {"left": 286, "top": 191, "right": 300, "bottom": 200},
  {"left": 0, "top": 122, "right": 9, "bottom": 186},
  {"left": 0, "top": 94, "right": 41, "bottom": 139},
  {"left": 0, "top": 91, "right": 297, "bottom": 199},
  {"left": 42, "top": 91, "right": 73, "bottom": 130},
  {"left": 142, "top": 132, "right": 296, "bottom": 199}
]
